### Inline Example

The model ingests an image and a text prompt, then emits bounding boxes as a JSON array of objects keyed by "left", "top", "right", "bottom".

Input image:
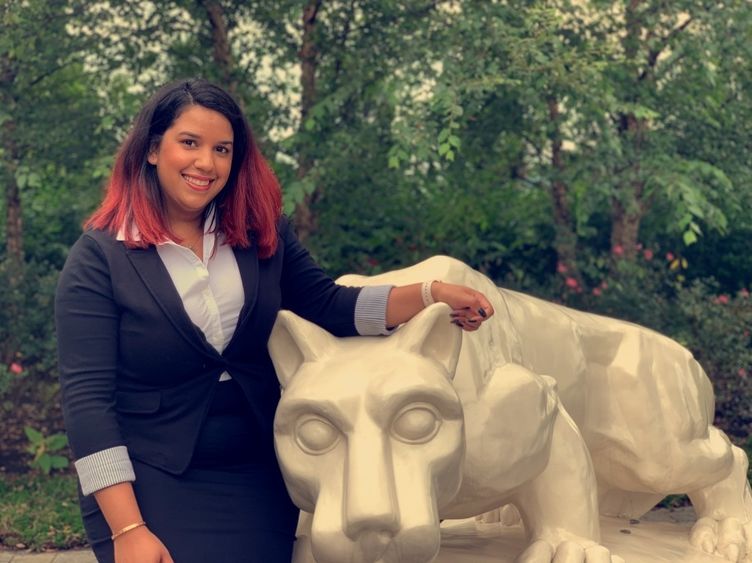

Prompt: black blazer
[{"left": 56, "top": 217, "right": 361, "bottom": 475}]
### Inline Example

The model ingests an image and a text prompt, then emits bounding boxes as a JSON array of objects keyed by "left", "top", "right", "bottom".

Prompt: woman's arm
[
  {"left": 56, "top": 234, "right": 172, "bottom": 562},
  {"left": 277, "top": 217, "right": 494, "bottom": 334},
  {"left": 95, "top": 483, "right": 173, "bottom": 563},
  {"left": 386, "top": 281, "right": 494, "bottom": 331}
]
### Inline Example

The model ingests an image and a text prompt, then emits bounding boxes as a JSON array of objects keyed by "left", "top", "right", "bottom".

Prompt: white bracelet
[{"left": 421, "top": 280, "right": 437, "bottom": 308}]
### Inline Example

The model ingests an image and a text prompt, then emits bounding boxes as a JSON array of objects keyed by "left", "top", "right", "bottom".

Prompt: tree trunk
[
  {"left": 610, "top": 0, "right": 646, "bottom": 261},
  {"left": 1, "top": 53, "right": 23, "bottom": 366},
  {"left": 611, "top": 197, "right": 642, "bottom": 259},
  {"left": 199, "top": 0, "right": 238, "bottom": 97},
  {"left": 2, "top": 120, "right": 23, "bottom": 269},
  {"left": 547, "top": 96, "right": 581, "bottom": 282},
  {"left": 293, "top": 0, "right": 323, "bottom": 243},
  {"left": 1, "top": 53, "right": 23, "bottom": 270}
]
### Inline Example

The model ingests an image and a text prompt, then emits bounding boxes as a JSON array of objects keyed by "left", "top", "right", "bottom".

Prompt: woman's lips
[{"left": 182, "top": 174, "right": 213, "bottom": 191}]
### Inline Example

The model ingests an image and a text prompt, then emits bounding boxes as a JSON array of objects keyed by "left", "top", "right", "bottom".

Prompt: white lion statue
[{"left": 268, "top": 256, "right": 752, "bottom": 563}]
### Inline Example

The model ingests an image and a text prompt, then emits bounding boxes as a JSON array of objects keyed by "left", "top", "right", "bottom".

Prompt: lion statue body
[{"left": 269, "top": 256, "right": 752, "bottom": 563}]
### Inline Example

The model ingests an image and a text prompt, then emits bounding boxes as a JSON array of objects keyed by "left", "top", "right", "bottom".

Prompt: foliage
[
  {"left": 0, "top": 472, "right": 84, "bottom": 550},
  {"left": 674, "top": 282, "right": 752, "bottom": 437},
  {"left": 24, "top": 427, "right": 69, "bottom": 475},
  {"left": 0, "top": 259, "right": 60, "bottom": 393}
]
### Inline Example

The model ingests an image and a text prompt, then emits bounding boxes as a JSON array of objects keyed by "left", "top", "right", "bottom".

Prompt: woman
[{"left": 56, "top": 78, "right": 493, "bottom": 563}]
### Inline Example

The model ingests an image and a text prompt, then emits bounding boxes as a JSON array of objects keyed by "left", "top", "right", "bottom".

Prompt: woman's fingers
[
  {"left": 434, "top": 282, "right": 494, "bottom": 331},
  {"left": 451, "top": 314, "right": 481, "bottom": 332}
]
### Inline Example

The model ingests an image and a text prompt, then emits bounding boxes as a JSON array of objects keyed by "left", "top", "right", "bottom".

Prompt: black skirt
[{"left": 80, "top": 379, "right": 299, "bottom": 563}]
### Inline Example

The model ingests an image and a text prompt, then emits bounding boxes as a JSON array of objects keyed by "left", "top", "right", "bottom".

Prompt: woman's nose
[{"left": 194, "top": 148, "right": 215, "bottom": 171}]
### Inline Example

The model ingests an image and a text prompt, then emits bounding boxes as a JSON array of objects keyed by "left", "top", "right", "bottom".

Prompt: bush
[
  {"left": 673, "top": 282, "right": 752, "bottom": 437},
  {"left": 0, "top": 259, "right": 60, "bottom": 394}
]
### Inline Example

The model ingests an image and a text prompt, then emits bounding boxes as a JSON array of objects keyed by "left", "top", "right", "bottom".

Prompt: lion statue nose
[
  {"left": 355, "top": 529, "right": 395, "bottom": 562},
  {"left": 344, "top": 482, "right": 399, "bottom": 561}
]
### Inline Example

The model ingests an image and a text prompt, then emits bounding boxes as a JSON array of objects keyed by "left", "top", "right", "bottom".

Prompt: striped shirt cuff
[
  {"left": 354, "top": 285, "right": 395, "bottom": 336},
  {"left": 74, "top": 445, "right": 136, "bottom": 496}
]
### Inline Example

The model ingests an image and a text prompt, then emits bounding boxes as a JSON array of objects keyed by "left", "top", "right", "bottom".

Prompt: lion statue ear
[
  {"left": 395, "top": 303, "right": 462, "bottom": 380},
  {"left": 269, "top": 311, "right": 336, "bottom": 389}
]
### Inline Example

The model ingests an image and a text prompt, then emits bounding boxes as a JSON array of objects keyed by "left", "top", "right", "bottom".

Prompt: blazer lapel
[
  {"left": 125, "top": 246, "right": 218, "bottom": 356},
  {"left": 229, "top": 243, "right": 260, "bottom": 340}
]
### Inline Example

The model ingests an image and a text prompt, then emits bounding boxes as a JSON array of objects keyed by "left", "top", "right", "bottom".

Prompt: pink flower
[
  {"left": 643, "top": 249, "right": 654, "bottom": 261},
  {"left": 612, "top": 245, "right": 624, "bottom": 256},
  {"left": 592, "top": 287, "right": 602, "bottom": 296},
  {"left": 9, "top": 362, "right": 23, "bottom": 375},
  {"left": 739, "top": 368, "right": 748, "bottom": 379},
  {"left": 740, "top": 288, "right": 749, "bottom": 298},
  {"left": 565, "top": 277, "right": 579, "bottom": 289},
  {"left": 665, "top": 252, "right": 675, "bottom": 262},
  {"left": 556, "top": 262, "right": 568, "bottom": 274},
  {"left": 714, "top": 294, "right": 730, "bottom": 305},
  {"left": 600, "top": 281, "right": 609, "bottom": 290}
]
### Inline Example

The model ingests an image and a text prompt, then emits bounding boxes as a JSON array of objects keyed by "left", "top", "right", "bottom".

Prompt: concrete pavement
[{"left": 0, "top": 551, "right": 95, "bottom": 563}]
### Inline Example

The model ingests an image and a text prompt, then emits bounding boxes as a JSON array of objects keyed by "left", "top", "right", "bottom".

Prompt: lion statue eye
[
  {"left": 295, "top": 415, "right": 340, "bottom": 454},
  {"left": 391, "top": 404, "right": 441, "bottom": 444}
]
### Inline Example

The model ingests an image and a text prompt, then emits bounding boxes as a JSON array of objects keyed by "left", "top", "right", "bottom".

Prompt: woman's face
[{"left": 147, "top": 104, "right": 234, "bottom": 225}]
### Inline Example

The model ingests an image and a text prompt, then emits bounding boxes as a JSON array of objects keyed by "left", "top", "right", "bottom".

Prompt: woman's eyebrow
[{"left": 177, "top": 131, "right": 234, "bottom": 145}]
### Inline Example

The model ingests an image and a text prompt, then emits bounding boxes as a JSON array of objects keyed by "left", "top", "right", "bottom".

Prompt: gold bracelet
[{"left": 111, "top": 521, "right": 146, "bottom": 541}]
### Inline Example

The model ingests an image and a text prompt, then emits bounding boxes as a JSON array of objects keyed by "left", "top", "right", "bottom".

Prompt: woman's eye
[
  {"left": 392, "top": 404, "right": 441, "bottom": 444},
  {"left": 295, "top": 416, "right": 340, "bottom": 454},
  {"left": 180, "top": 139, "right": 197, "bottom": 147},
  {"left": 215, "top": 146, "right": 231, "bottom": 155}
]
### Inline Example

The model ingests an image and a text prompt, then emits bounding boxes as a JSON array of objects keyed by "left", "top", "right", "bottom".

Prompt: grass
[{"left": 0, "top": 472, "right": 87, "bottom": 551}]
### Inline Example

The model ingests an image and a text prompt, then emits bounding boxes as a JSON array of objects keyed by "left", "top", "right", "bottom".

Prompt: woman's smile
[{"left": 182, "top": 173, "right": 215, "bottom": 190}]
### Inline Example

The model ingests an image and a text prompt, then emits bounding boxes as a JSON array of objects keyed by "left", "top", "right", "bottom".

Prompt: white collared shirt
[
  {"left": 154, "top": 213, "right": 239, "bottom": 381},
  {"left": 119, "top": 208, "right": 240, "bottom": 381}
]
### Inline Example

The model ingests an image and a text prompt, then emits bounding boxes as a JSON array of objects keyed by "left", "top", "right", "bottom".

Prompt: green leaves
[
  {"left": 282, "top": 176, "right": 317, "bottom": 216},
  {"left": 14, "top": 167, "right": 41, "bottom": 190},
  {"left": 24, "top": 426, "right": 69, "bottom": 475}
]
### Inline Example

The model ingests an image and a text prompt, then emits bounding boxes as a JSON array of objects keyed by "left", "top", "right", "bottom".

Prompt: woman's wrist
[{"left": 111, "top": 521, "right": 146, "bottom": 541}]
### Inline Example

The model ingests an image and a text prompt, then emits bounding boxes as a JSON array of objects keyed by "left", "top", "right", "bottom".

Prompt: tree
[{"left": 0, "top": 1, "right": 106, "bottom": 365}]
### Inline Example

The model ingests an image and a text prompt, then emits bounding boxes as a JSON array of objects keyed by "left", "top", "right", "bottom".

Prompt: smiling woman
[{"left": 56, "top": 78, "right": 494, "bottom": 563}]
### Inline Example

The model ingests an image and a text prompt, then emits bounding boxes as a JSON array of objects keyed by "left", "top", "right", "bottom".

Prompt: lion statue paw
[
  {"left": 690, "top": 516, "right": 752, "bottom": 562},
  {"left": 517, "top": 538, "right": 625, "bottom": 563}
]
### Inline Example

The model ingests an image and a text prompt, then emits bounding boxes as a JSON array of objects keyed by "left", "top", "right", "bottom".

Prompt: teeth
[{"left": 183, "top": 175, "right": 211, "bottom": 187}]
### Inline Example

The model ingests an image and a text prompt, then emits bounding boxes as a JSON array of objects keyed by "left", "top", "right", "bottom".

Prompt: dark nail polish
[
  {"left": 478, "top": 308, "right": 487, "bottom": 318},
  {"left": 452, "top": 320, "right": 462, "bottom": 326}
]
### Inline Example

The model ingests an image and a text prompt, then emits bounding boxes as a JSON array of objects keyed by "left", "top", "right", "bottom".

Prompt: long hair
[{"left": 86, "top": 79, "right": 282, "bottom": 258}]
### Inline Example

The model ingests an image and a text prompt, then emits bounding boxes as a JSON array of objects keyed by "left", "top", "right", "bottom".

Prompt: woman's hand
[
  {"left": 431, "top": 281, "right": 494, "bottom": 332},
  {"left": 114, "top": 526, "right": 174, "bottom": 563}
]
